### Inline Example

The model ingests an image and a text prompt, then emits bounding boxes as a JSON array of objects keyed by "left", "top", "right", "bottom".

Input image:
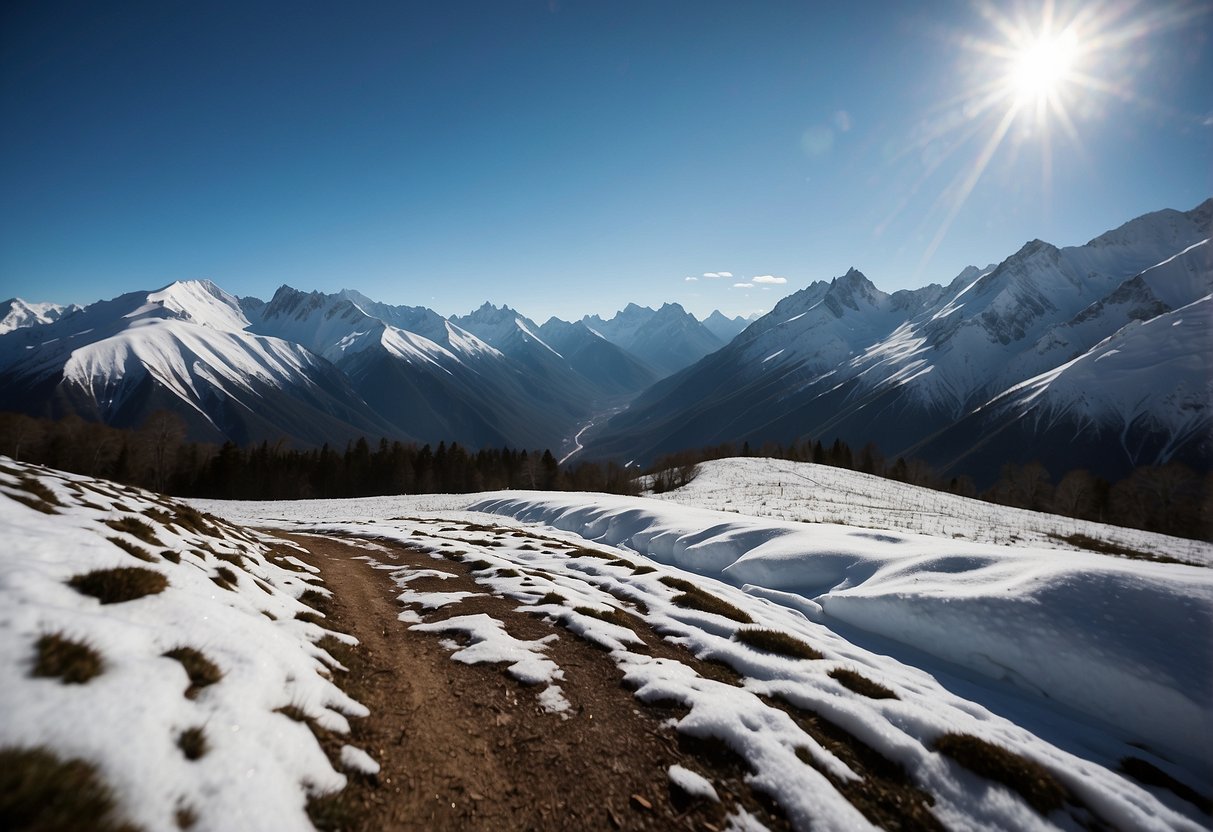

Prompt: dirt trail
[{"left": 279, "top": 531, "right": 780, "bottom": 832}]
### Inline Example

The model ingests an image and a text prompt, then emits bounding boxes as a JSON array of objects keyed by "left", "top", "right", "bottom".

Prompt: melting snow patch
[
  {"left": 668, "top": 764, "right": 719, "bottom": 802},
  {"left": 724, "top": 807, "right": 772, "bottom": 831},
  {"left": 340, "top": 744, "right": 380, "bottom": 775},
  {"left": 412, "top": 613, "right": 564, "bottom": 686},
  {"left": 536, "top": 684, "right": 572, "bottom": 717}
]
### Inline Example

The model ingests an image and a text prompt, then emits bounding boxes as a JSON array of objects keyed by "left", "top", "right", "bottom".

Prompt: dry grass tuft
[
  {"left": 659, "top": 576, "right": 753, "bottom": 623},
  {"left": 21, "top": 476, "right": 61, "bottom": 503},
  {"left": 0, "top": 746, "right": 137, "bottom": 832},
  {"left": 177, "top": 727, "right": 208, "bottom": 761},
  {"left": 632, "top": 564, "right": 657, "bottom": 576},
  {"left": 829, "top": 668, "right": 898, "bottom": 699},
  {"left": 210, "top": 566, "right": 239, "bottom": 591},
  {"left": 163, "top": 646, "right": 222, "bottom": 698},
  {"left": 210, "top": 550, "right": 246, "bottom": 569},
  {"left": 935, "top": 733, "right": 1066, "bottom": 814},
  {"left": 537, "top": 591, "right": 566, "bottom": 605},
  {"left": 33, "top": 633, "right": 103, "bottom": 684},
  {"left": 317, "top": 635, "right": 356, "bottom": 674},
  {"left": 735, "top": 628, "right": 822, "bottom": 660},
  {"left": 569, "top": 547, "right": 615, "bottom": 560},
  {"left": 104, "top": 516, "right": 161, "bottom": 545},
  {"left": 5, "top": 490, "right": 58, "bottom": 514},
  {"left": 1049, "top": 533, "right": 1186, "bottom": 565},
  {"left": 161, "top": 549, "right": 182, "bottom": 564},
  {"left": 573, "top": 606, "right": 634, "bottom": 627},
  {"left": 107, "top": 535, "right": 158, "bottom": 563},
  {"left": 68, "top": 566, "right": 167, "bottom": 604},
  {"left": 175, "top": 805, "right": 199, "bottom": 829},
  {"left": 298, "top": 589, "right": 331, "bottom": 614},
  {"left": 171, "top": 506, "right": 220, "bottom": 536}
]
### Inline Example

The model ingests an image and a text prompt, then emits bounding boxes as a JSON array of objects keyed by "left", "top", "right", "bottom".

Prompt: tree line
[
  {"left": 0, "top": 410, "right": 1207, "bottom": 541},
  {"left": 0, "top": 411, "right": 638, "bottom": 500}
]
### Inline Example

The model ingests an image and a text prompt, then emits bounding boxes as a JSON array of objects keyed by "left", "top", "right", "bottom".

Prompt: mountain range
[
  {"left": 0, "top": 199, "right": 1208, "bottom": 485},
  {"left": 0, "top": 281, "right": 746, "bottom": 454},
  {"left": 585, "top": 199, "right": 1212, "bottom": 484}
]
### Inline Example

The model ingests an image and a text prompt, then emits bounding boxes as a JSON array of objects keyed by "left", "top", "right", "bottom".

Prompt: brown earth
[{"left": 277, "top": 531, "right": 790, "bottom": 832}]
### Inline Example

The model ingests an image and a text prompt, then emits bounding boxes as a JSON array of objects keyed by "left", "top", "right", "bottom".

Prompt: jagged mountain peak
[
  {"left": 0, "top": 298, "right": 82, "bottom": 334},
  {"left": 135, "top": 279, "right": 250, "bottom": 332},
  {"left": 701, "top": 309, "right": 752, "bottom": 343}
]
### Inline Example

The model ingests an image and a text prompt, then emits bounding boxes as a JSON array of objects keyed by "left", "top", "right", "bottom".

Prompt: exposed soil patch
[{"left": 279, "top": 531, "right": 790, "bottom": 832}]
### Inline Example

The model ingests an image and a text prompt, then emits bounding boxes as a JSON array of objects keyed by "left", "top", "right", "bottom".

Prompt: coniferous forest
[{"left": 0, "top": 409, "right": 1207, "bottom": 541}]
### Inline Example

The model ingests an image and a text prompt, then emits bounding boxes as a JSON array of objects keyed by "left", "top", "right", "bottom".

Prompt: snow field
[
  {"left": 0, "top": 458, "right": 374, "bottom": 831},
  {"left": 467, "top": 486, "right": 1213, "bottom": 773},
  {"left": 203, "top": 504, "right": 1210, "bottom": 831},
  {"left": 651, "top": 457, "right": 1212, "bottom": 565}
]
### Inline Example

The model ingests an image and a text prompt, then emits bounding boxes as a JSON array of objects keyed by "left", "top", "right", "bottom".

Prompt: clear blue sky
[{"left": 2, "top": 0, "right": 1210, "bottom": 321}]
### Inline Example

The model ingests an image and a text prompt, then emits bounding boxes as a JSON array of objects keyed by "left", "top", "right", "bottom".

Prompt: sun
[{"left": 1009, "top": 29, "right": 1078, "bottom": 104}]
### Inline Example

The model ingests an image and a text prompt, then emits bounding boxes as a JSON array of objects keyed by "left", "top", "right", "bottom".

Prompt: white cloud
[
  {"left": 718, "top": 271, "right": 733, "bottom": 278},
  {"left": 732, "top": 282, "right": 754, "bottom": 289},
  {"left": 684, "top": 276, "right": 698, "bottom": 282},
  {"left": 752, "top": 275, "right": 787, "bottom": 285},
  {"left": 703, "top": 271, "right": 733, "bottom": 279}
]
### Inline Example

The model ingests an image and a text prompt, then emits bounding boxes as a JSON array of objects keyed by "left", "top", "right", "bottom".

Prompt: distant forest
[{"left": 0, "top": 410, "right": 1207, "bottom": 542}]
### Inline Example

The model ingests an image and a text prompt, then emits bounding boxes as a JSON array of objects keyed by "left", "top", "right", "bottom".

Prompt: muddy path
[{"left": 278, "top": 531, "right": 786, "bottom": 832}]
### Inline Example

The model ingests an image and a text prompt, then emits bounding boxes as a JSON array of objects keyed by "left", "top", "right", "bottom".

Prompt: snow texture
[
  {"left": 668, "top": 764, "right": 720, "bottom": 802},
  {"left": 201, "top": 467, "right": 1212, "bottom": 832},
  {"left": 0, "top": 457, "right": 366, "bottom": 832}
]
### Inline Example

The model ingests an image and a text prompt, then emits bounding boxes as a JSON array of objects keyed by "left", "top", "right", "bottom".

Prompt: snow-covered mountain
[
  {"left": 3, "top": 199, "right": 1206, "bottom": 477},
  {"left": 701, "top": 309, "right": 752, "bottom": 342},
  {"left": 583, "top": 302, "right": 725, "bottom": 377},
  {"left": 535, "top": 317, "right": 658, "bottom": 396},
  {"left": 0, "top": 280, "right": 399, "bottom": 446},
  {"left": 248, "top": 289, "right": 605, "bottom": 449},
  {"left": 0, "top": 298, "right": 82, "bottom": 334},
  {"left": 586, "top": 199, "right": 1213, "bottom": 483}
]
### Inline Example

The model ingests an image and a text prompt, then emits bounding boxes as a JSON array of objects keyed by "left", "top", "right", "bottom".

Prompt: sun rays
[{"left": 892, "top": 0, "right": 1205, "bottom": 277}]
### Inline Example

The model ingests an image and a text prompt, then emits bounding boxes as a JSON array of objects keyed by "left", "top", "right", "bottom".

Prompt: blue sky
[{"left": 2, "top": 0, "right": 1210, "bottom": 321}]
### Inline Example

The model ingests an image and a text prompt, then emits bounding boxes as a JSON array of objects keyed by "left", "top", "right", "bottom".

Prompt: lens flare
[{"left": 885, "top": 0, "right": 1205, "bottom": 278}]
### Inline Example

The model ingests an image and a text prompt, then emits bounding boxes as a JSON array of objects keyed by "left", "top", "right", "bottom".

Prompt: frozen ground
[
  {"left": 197, "top": 458, "right": 1213, "bottom": 831},
  {"left": 0, "top": 458, "right": 372, "bottom": 831},
  {"left": 5, "top": 453, "right": 1209, "bottom": 830}
]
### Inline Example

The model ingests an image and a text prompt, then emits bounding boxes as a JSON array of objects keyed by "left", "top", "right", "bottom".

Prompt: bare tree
[{"left": 140, "top": 410, "right": 187, "bottom": 493}]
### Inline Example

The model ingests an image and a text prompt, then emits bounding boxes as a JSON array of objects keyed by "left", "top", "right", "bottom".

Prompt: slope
[
  {"left": 0, "top": 280, "right": 399, "bottom": 446},
  {"left": 585, "top": 200, "right": 1212, "bottom": 482},
  {"left": 200, "top": 460, "right": 1213, "bottom": 831}
]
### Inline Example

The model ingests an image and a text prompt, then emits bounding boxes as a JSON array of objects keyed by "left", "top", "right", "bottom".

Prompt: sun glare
[
  {"left": 1010, "top": 30, "right": 1078, "bottom": 103},
  {"left": 891, "top": 0, "right": 1196, "bottom": 277}
]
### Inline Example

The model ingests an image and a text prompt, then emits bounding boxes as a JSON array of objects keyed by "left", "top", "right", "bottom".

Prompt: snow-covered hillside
[
  {"left": 0, "top": 457, "right": 371, "bottom": 830},
  {"left": 7, "top": 453, "right": 1209, "bottom": 830},
  {"left": 646, "top": 457, "right": 1212, "bottom": 564},
  {"left": 199, "top": 457, "right": 1211, "bottom": 830}
]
